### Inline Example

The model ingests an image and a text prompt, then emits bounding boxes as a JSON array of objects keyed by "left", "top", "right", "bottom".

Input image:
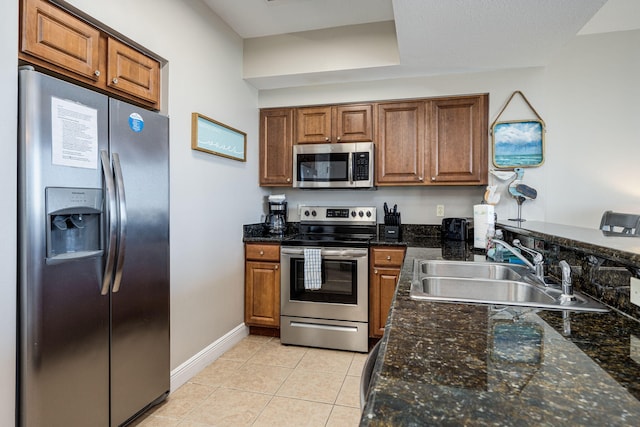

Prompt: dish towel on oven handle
[{"left": 304, "top": 248, "right": 322, "bottom": 290}]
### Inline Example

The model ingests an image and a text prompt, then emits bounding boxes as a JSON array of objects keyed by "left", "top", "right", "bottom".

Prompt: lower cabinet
[
  {"left": 245, "top": 243, "right": 280, "bottom": 328},
  {"left": 369, "top": 246, "right": 406, "bottom": 337}
]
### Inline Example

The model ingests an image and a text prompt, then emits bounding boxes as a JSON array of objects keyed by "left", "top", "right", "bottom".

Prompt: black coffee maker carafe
[{"left": 264, "top": 200, "right": 287, "bottom": 235}]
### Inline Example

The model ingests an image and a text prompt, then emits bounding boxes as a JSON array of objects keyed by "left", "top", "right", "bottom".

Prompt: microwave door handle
[{"left": 348, "top": 152, "right": 354, "bottom": 185}]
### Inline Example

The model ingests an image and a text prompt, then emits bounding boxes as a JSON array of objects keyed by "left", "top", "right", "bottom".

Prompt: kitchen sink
[
  {"left": 416, "top": 277, "right": 555, "bottom": 305},
  {"left": 410, "top": 259, "right": 609, "bottom": 312},
  {"left": 417, "top": 259, "right": 531, "bottom": 282}
]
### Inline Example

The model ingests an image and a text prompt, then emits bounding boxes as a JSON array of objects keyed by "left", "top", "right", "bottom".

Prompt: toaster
[{"left": 441, "top": 218, "right": 474, "bottom": 241}]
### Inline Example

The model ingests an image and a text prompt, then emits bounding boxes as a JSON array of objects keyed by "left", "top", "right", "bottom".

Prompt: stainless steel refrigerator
[{"left": 18, "top": 68, "right": 170, "bottom": 426}]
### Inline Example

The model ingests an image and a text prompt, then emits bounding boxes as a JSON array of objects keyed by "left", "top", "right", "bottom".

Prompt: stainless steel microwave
[{"left": 293, "top": 142, "right": 374, "bottom": 189}]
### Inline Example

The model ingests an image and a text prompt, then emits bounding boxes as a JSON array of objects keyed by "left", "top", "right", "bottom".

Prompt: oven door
[{"left": 280, "top": 246, "right": 368, "bottom": 322}]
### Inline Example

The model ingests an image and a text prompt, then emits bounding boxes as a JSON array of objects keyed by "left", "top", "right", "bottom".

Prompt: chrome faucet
[
  {"left": 512, "top": 239, "right": 545, "bottom": 281},
  {"left": 491, "top": 239, "right": 545, "bottom": 282},
  {"left": 559, "top": 260, "right": 577, "bottom": 302}
]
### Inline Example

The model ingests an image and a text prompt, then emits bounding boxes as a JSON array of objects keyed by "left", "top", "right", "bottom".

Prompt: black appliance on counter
[
  {"left": 441, "top": 217, "right": 474, "bottom": 241},
  {"left": 264, "top": 200, "right": 287, "bottom": 235}
]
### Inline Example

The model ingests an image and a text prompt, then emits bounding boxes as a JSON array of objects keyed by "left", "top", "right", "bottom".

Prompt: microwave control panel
[{"left": 353, "top": 152, "right": 370, "bottom": 181}]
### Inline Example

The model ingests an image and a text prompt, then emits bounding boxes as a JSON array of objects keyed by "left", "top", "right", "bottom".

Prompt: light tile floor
[{"left": 132, "top": 335, "right": 367, "bottom": 426}]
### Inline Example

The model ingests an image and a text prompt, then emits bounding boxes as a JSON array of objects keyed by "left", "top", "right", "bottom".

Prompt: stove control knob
[
  {"left": 311, "top": 210, "right": 317, "bottom": 217},
  {"left": 351, "top": 211, "right": 357, "bottom": 217},
  {"left": 366, "top": 210, "right": 372, "bottom": 217},
  {"left": 304, "top": 210, "right": 310, "bottom": 217},
  {"left": 358, "top": 211, "right": 364, "bottom": 217}
]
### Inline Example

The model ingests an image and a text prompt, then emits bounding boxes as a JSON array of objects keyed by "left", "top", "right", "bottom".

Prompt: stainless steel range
[{"left": 280, "top": 206, "right": 376, "bottom": 353}]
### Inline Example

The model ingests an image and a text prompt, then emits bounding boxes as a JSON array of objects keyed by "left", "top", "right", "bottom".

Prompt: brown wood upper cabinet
[
  {"left": 376, "top": 101, "right": 427, "bottom": 185},
  {"left": 259, "top": 108, "right": 294, "bottom": 186},
  {"left": 429, "top": 95, "right": 488, "bottom": 184},
  {"left": 375, "top": 94, "right": 488, "bottom": 186},
  {"left": 19, "top": 0, "right": 161, "bottom": 110},
  {"left": 295, "top": 104, "right": 373, "bottom": 144}
]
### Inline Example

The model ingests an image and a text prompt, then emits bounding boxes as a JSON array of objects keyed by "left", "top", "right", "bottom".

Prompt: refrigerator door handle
[
  {"left": 112, "top": 153, "right": 127, "bottom": 293},
  {"left": 100, "top": 150, "right": 118, "bottom": 295}
]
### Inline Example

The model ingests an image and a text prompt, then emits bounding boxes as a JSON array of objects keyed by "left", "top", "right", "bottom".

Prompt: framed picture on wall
[
  {"left": 191, "top": 112, "right": 246, "bottom": 162},
  {"left": 492, "top": 120, "right": 544, "bottom": 168}
]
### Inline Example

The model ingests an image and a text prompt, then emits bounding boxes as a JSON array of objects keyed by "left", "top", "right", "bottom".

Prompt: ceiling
[{"left": 203, "top": 0, "right": 640, "bottom": 89}]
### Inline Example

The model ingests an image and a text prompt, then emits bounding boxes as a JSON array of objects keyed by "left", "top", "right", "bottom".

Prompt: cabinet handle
[
  {"left": 374, "top": 269, "right": 378, "bottom": 274},
  {"left": 431, "top": 177, "right": 436, "bottom": 181},
  {"left": 259, "top": 250, "right": 264, "bottom": 255},
  {"left": 275, "top": 265, "right": 279, "bottom": 270},
  {"left": 286, "top": 178, "right": 291, "bottom": 183},
  {"left": 337, "top": 136, "right": 341, "bottom": 141},
  {"left": 112, "top": 78, "right": 119, "bottom": 84},
  {"left": 325, "top": 137, "right": 330, "bottom": 142},
  {"left": 418, "top": 176, "right": 424, "bottom": 181},
  {"left": 94, "top": 70, "right": 101, "bottom": 77}
]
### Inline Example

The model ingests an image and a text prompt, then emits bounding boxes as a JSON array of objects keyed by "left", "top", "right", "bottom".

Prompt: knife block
[{"left": 384, "top": 212, "right": 401, "bottom": 241}]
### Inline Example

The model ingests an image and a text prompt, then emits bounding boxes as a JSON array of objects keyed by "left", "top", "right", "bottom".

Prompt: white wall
[
  {"left": 0, "top": 1, "right": 18, "bottom": 424},
  {"left": 544, "top": 29, "right": 640, "bottom": 226},
  {"left": 259, "top": 29, "right": 640, "bottom": 229},
  {"left": 60, "top": 0, "right": 265, "bottom": 369}
]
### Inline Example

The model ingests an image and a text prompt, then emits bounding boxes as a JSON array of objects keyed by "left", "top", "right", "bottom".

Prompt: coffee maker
[{"left": 264, "top": 195, "right": 287, "bottom": 235}]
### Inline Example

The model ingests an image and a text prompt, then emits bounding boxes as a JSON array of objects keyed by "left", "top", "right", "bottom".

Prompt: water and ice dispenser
[{"left": 46, "top": 187, "right": 103, "bottom": 260}]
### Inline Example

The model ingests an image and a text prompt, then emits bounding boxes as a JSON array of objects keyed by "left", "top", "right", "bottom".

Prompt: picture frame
[
  {"left": 191, "top": 112, "right": 246, "bottom": 162},
  {"left": 492, "top": 120, "right": 544, "bottom": 168}
]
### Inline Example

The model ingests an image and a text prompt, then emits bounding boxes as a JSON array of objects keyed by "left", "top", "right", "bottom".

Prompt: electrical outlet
[
  {"left": 436, "top": 205, "right": 445, "bottom": 217},
  {"left": 631, "top": 277, "right": 640, "bottom": 307}
]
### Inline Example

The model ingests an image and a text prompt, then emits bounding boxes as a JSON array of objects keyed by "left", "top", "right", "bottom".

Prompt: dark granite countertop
[{"left": 360, "top": 247, "right": 640, "bottom": 426}]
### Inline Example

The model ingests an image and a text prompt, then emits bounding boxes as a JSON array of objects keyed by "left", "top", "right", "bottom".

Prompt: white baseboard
[{"left": 169, "top": 323, "right": 249, "bottom": 392}]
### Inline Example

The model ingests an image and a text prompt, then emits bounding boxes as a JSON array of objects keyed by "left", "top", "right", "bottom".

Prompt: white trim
[{"left": 169, "top": 323, "right": 249, "bottom": 392}]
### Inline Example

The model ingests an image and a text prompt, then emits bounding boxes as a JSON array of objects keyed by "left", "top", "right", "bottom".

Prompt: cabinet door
[
  {"left": 429, "top": 95, "right": 488, "bottom": 184},
  {"left": 20, "top": 0, "right": 101, "bottom": 81},
  {"left": 376, "top": 102, "right": 426, "bottom": 185},
  {"left": 370, "top": 246, "right": 405, "bottom": 337},
  {"left": 259, "top": 109, "right": 293, "bottom": 186},
  {"left": 370, "top": 266, "right": 401, "bottom": 337},
  {"left": 295, "top": 106, "right": 332, "bottom": 143},
  {"left": 107, "top": 38, "right": 160, "bottom": 107},
  {"left": 334, "top": 104, "right": 373, "bottom": 142},
  {"left": 245, "top": 261, "right": 280, "bottom": 327}
]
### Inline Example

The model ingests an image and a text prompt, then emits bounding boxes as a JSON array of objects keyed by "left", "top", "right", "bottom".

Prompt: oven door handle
[{"left": 281, "top": 247, "right": 368, "bottom": 258}]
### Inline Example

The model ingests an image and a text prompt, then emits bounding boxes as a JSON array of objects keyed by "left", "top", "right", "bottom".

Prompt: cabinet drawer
[
  {"left": 371, "top": 247, "right": 406, "bottom": 267},
  {"left": 246, "top": 243, "right": 280, "bottom": 262}
]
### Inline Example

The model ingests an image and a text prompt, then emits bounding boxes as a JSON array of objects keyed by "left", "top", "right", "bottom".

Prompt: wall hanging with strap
[{"left": 491, "top": 90, "right": 546, "bottom": 168}]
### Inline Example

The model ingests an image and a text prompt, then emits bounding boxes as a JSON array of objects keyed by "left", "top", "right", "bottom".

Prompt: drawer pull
[
  {"left": 386, "top": 255, "right": 391, "bottom": 260},
  {"left": 259, "top": 250, "right": 264, "bottom": 255}
]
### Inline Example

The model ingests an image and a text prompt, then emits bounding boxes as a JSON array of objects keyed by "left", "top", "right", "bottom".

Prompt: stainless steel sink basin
[
  {"left": 410, "top": 259, "right": 609, "bottom": 312},
  {"left": 416, "top": 277, "right": 555, "bottom": 305},
  {"left": 417, "top": 259, "right": 531, "bottom": 281}
]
